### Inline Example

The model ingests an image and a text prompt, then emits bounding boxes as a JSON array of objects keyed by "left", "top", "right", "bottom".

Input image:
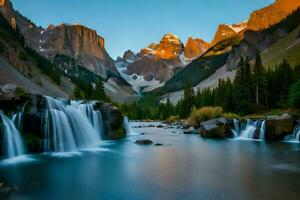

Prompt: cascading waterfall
[
  {"left": 234, "top": 119, "right": 266, "bottom": 140},
  {"left": 231, "top": 119, "right": 240, "bottom": 137},
  {"left": 77, "top": 103, "right": 104, "bottom": 139},
  {"left": 259, "top": 120, "right": 266, "bottom": 140},
  {"left": 12, "top": 112, "right": 23, "bottom": 132},
  {"left": 44, "top": 97, "right": 101, "bottom": 152},
  {"left": 123, "top": 116, "right": 132, "bottom": 135},
  {"left": 0, "top": 111, "right": 26, "bottom": 158},
  {"left": 292, "top": 126, "right": 300, "bottom": 141}
]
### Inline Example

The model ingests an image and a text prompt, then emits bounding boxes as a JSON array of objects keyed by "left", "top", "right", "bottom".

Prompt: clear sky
[{"left": 11, "top": 0, "right": 274, "bottom": 59}]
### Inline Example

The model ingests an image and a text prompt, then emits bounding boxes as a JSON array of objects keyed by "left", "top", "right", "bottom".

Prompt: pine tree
[
  {"left": 179, "top": 82, "right": 194, "bottom": 118},
  {"left": 233, "top": 57, "right": 251, "bottom": 114},
  {"left": 92, "top": 79, "right": 107, "bottom": 101},
  {"left": 288, "top": 79, "right": 300, "bottom": 108},
  {"left": 252, "top": 53, "right": 267, "bottom": 106}
]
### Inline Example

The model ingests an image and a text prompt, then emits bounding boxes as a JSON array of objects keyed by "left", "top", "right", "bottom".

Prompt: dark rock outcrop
[
  {"left": 135, "top": 139, "right": 153, "bottom": 145},
  {"left": 93, "top": 101, "right": 125, "bottom": 140},
  {"left": 22, "top": 94, "right": 46, "bottom": 153},
  {"left": 0, "top": 84, "right": 28, "bottom": 112},
  {"left": 199, "top": 117, "right": 232, "bottom": 138},
  {"left": 265, "top": 114, "right": 294, "bottom": 140}
]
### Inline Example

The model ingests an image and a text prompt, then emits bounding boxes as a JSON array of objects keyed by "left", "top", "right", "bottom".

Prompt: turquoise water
[{"left": 1, "top": 123, "right": 300, "bottom": 200}]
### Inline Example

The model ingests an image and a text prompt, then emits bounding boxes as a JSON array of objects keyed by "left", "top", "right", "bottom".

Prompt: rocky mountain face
[
  {"left": 122, "top": 50, "right": 137, "bottom": 63},
  {"left": 38, "top": 23, "right": 117, "bottom": 78},
  {"left": 125, "top": 33, "right": 185, "bottom": 82},
  {"left": 184, "top": 37, "right": 209, "bottom": 59},
  {"left": 210, "top": 22, "right": 248, "bottom": 46},
  {"left": 140, "top": 33, "right": 183, "bottom": 60},
  {"left": 0, "top": 0, "right": 135, "bottom": 103},
  {"left": 157, "top": 5, "right": 300, "bottom": 102},
  {"left": 248, "top": 0, "right": 300, "bottom": 31},
  {"left": 227, "top": 7, "right": 300, "bottom": 69},
  {"left": 0, "top": 0, "right": 119, "bottom": 80}
]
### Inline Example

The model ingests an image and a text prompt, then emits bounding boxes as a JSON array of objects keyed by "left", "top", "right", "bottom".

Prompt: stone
[
  {"left": 135, "top": 139, "right": 153, "bottom": 145},
  {"left": 94, "top": 101, "right": 125, "bottom": 140},
  {"left": 265, "top": 114, "right": 294, "bottom": 140},
  {"left": 199, "top": 117, "right": 232, "bottom": 138}
]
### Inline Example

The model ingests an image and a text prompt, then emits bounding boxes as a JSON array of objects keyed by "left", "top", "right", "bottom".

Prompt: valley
[{"left": 0, "top": 0, "right": 300, "bottom": 199}]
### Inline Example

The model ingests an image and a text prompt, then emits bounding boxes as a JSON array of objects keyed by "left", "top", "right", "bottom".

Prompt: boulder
[
  {"left": 22, "top": 94, "right": 46, "bottom": 153},
  {"left": 199, "top": 117, "right": 232, "bottom": 138},
  {"left": 265, "top": 114, "right": 294, "bottom": 140},
  {"left": 135, "top": 139, "right": 153, "bottom": 145},
  {"left": 183, "top": 127, "right": 196, "bottom": 134},
  {"left": 0, "top": 84, "right": 28, "bottom": 112},
  {"left": 94, "top": 102, "right": 125, "bottom": 140}
]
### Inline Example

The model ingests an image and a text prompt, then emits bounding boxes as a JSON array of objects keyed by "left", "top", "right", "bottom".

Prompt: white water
[
  {"left": 231, "top": 119, "right": 240, "bottom": 137},
  {"left": 293, "top": 126, "right": 300, "bottom": 141},
  {"left": 235, "top": 119, "right": 266, "bottom": 140},
  {"left": 259, "top": 121, "right": 266, "bottom": 140},
  {"left": 44, "top": 97, "right": 101, "bottom": 152},
  {"left": 0, "top": 111, "right": 26, "bottom": 158},
  {"left": 123, "top": 116, "right": 137, "bottom": 135},
  {"left": 12, "top": 112, "right": 23, "bottom": 132},
  {"left": 78, "top": 103, "right": 104, "bottom": 139}
]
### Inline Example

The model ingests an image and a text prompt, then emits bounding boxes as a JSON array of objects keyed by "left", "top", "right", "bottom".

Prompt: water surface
[{"left": 1, "top": 123, "right": 300, "bottom": 200}]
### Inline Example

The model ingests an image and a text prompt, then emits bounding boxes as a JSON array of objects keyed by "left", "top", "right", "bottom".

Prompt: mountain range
[{"left": 0, "top": 0, "right": 299, "bottom": 103}]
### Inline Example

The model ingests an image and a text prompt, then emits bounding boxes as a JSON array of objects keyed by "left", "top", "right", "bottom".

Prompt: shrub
[
  {"left": 166, "top": 115, "right": 179, "bottom": 124},
  {"left": 187, "top": 106, "right": 223, "bottom": 127},
  {"left": 223, "top": 112, "right": 240, "bottom": 119}
]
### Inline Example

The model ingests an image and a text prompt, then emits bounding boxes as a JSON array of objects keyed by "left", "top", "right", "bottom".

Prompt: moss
[{"left": 15, "top": 86, "right": 27, "bottom": 98}]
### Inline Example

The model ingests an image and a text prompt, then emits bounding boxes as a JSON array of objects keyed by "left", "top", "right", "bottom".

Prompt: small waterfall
[
  {"left": 12, "top": 112, "right": 23, "bottom": 132},
  {"left": 259, "top": 121, "right": 266, "bottom": 140},
  {"left": 231, "top": 119, "right": 240, "bottom": 137},
  {"left": 123, "top": 116, "right": 131, "bottom": 135},
  {"left": 236, "top": 119, "right": 266, "bottom": 140},
  {"left": 0, "top": 111, "right": 26, "bottom": 158},
  {"left": 78, "top": 103, "right": 104, "bottom": 138},
  {"left": 44, "top": 97, "right": 101, "bottom": 152},
  {"left": 292, "top": 126, "right": 300, "bottom": 141}
]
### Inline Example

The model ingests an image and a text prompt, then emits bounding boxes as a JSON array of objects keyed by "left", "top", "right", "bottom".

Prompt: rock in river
[
  {"left": 265, "top": 114, "right": 294, "bottom": 140},
  {"left": 199, "top": 117, "right": 232, "bottom": 138},
  {"left": 135, "top": 139, "right": 153, "bottom": 145}
]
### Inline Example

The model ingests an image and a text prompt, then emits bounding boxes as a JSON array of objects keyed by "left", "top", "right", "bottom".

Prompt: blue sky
[{"left": 11, "top": 0, "right": 274, "bottom": 59}]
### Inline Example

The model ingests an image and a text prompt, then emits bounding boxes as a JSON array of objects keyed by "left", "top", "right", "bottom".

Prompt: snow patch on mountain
[{"left": 116, "top": 61, "right": 164, "bottom": 93}]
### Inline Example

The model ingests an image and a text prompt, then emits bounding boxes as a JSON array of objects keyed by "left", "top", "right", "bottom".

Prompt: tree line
[{"left": 120, "top": 55, "right": 300, "bottom": 120}]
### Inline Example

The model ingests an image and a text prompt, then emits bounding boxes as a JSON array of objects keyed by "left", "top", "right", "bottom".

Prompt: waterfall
[
  {"left": 78, "top": 103, "right": 104, "bottom": 138},
  {"left": 292, "top": 126, "right": 300, "bottom": 141},
  {"left": 12, "top": 112, "right": 23, "bottom": 132},
  {"left": 0, "top": 111, "right": 26, "bottom": 159},
  {"left": 236, "top": 119, "right": 266, "bottom": 140},
  {"left": 44, "top": 97, "right": 101, "bottom": 152},
  {"left": 259, "top": 121, "right": 266, "bottom": 140},
  {"left": 231, "top": 119, "right": 240, "bottom": 137}
]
